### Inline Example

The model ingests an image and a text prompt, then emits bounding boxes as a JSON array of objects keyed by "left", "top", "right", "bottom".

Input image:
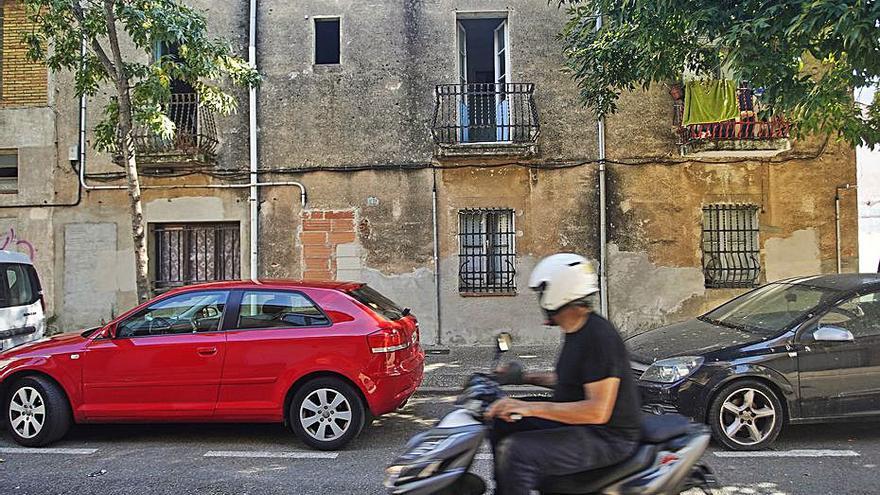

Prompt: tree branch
[
  {"left": 69, "top": 0, "right": 118, "bottom": 80},
  {"left": 102, "top": 0, "right": 127, "bottom": 88}
]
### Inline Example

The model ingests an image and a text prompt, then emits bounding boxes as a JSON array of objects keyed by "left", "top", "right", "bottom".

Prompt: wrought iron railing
[
  {"left": 433, "top": 83, "right": 539, "bottom": 145},
  {"left": 153, "top": 223, "right": 240, "bottom": 290},
  {"left": 132, "top": 93, "right": 219, "bottom": 165},
  {"left": 458, "top": 209, "right": 517, "bottom": 295},
  {"left": 702, "top": 204, "right": 761, "bottom": 288},
  {"left": 674, "top": 86, "right": 791, "bottom": 146}
]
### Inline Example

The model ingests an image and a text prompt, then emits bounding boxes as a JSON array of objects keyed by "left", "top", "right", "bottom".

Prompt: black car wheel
[
  {"left": 708, "top": 379, "right": 783, "bottom": 451},
  {"left": 4, "top": 375, "right": 71, "bottom": 447},
  {"left": 289, "top": 377, "right": 365, "bottom": 451}
]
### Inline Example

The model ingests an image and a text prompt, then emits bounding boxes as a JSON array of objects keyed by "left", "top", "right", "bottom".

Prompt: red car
[{"left": 0, "top": 281, "right": 424, "bottom": 450}]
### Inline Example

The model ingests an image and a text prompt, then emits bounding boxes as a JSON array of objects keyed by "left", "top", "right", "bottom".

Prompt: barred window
[
  {"left": 458, "top": 209, "right": 516, "bottom": 295},
  {"left": 152, "top": 223, "right": 240, "bottom": 290},
  {"left": 702, "top": 204, "right": 760, "bottom": 288},
  {"left": 0, "top": 149, "right": 18, "bottom": 192}
]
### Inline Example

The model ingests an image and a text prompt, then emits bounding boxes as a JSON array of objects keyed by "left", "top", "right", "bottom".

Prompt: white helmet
[{"left": 528, "top": 253, "right": 600, "bottom": 312}]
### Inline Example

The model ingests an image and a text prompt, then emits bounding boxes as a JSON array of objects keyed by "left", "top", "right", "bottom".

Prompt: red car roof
[{"left": 161, "top": 279, "right": 364, "bottom": 294}]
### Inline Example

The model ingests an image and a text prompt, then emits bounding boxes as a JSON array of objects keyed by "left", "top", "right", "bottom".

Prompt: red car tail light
[{"left": 368, "top": 327, "right": 411, "bottom": 353}]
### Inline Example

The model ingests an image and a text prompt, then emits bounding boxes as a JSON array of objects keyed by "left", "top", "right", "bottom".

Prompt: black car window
[
  {"left": 117, "top": 291, "right": 229, "bottom": 338},
  {"left": 348, "top": 285, "right": 404, "bottom": 321},
  {"left": 703, "top": 283, "right": 839, "bottom": 334},
  {"left": 819, "top": 292, "right": 880, "bottom": 339},
  {"left": 0, "top": 263, "right": 36, "bottom": 309},
  {"left": 235, "top": 290, "right": 329, "bottom": 329}
]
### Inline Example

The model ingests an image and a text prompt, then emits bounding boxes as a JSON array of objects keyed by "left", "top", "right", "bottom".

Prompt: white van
[{"left": 0, "top": 251, "right": 45, "bottom": 351}]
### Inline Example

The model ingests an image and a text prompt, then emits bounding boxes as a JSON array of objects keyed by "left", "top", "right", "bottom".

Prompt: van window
[
  {"left": 349, "top": 285, "right": 405, "bottom": 321},
  {"left": 0, "top": 263, "right": 35, "bottom": 309}
]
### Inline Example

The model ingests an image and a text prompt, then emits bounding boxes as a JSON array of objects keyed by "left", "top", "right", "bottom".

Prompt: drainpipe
[
  {"left": 595, "top": 13, "right": 609, "bottom": 317},
  {"left": 248, "top": 0, "right": 259, "bottom": 280},
  {"left": 432, "top": 168, "right": 443, "bottom": 346},
  {"left": 836, "top": 184, "right": 856, "bottom": 273}
]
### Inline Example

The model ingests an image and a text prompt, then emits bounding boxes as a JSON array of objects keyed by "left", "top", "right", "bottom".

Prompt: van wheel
[
  {"left": 708, "top": 379, "right": 783, "bottom": 451},
  {"left": 289, "top": 377, "right": 365, "bottom": 450},
  {"left": 5, "top": 375, "right": 71, "bottom": 447}
]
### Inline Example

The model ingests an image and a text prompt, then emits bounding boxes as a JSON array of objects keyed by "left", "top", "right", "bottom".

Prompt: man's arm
[
  {"left": 487, "top": 377, "right": 620, "bottom": 425},
  {"left": 524, "top": 371, "right": 557, "bottom": 388}
]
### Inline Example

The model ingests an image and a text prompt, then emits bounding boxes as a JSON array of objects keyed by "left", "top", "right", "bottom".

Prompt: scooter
[{"left": 384, "top": 333, "right": 718, "bottom": 495}]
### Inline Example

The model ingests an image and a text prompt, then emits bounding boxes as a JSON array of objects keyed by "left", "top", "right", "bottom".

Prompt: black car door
[{"left": 797, "top": 290, "right": 880, "bottom": 419}]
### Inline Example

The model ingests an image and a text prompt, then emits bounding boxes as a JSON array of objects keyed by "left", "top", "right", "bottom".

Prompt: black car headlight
[{"left": 640, "top": 356, "right": 704, "bottom": 383}]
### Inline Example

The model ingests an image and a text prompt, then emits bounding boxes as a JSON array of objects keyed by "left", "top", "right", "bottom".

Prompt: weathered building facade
[{"left": 0, "top": 0, "right": 859, "bottom": 345}]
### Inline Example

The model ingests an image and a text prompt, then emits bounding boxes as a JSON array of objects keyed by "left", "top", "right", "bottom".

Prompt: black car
[{"left": 626, "top": 274, "right": 880, "bottom": 450}]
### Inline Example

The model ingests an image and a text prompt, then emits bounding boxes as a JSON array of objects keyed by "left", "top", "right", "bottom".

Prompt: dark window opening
[
  {"left": 315, "top": 18, "right": 340, "bottom": 65},
  {"left": 0, "top": 150, "right": 18, "bottom": 192},
  {"left": 152, "top": 222, "right": 240, "bottom": 290},
  {"left": 702, "top": 204, "right": 760, "bottom": 288},
  {"left": 458, "top": 209, "right": 516, "bottom": 294}
]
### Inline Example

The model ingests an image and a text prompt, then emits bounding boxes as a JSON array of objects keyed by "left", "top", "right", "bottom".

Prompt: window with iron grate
[
  {"left": 458, "top": 209, "right": 516, "bottom": 295},
  {"left": 702, "top": 204, "right": 760, "bottom": 288},
  {"left": 151, "top": 222, "right": 240, "bottom": 290}
]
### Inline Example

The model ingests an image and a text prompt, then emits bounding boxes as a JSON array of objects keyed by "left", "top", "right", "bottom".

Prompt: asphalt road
[{"left": 1, "top": 393, "right": 879, "bottom": 495}]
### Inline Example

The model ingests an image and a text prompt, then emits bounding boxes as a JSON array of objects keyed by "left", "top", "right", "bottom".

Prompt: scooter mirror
[{"left": 496, "top": 332, "right": 512, "bottom": 353}]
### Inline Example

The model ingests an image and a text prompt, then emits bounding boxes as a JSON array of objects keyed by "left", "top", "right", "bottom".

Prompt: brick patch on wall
[
  {"left": 1, "top": 1, "right": 48, "bottom": 107},
  {"left": 300, "top": 210, "right": 356, "bottom": 280}
]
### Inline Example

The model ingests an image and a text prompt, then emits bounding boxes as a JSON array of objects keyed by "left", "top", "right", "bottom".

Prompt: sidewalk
[{"left": 417, "top": 344, "right": 560, "bottom": 393}]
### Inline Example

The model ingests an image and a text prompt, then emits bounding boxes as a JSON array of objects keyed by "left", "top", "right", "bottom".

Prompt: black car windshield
[{"left": 701, "top": 283, "right": 840, "bottom": 334}]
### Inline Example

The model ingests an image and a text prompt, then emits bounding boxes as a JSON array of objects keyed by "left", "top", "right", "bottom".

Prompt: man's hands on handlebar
[{"left": 486, "top": 398, "right": 535, "bottom": 422}]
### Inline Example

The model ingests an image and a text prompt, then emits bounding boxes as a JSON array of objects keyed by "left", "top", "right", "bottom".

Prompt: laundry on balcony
[{"left": 682, "top": 80, "right": 739, "bottom": 126}]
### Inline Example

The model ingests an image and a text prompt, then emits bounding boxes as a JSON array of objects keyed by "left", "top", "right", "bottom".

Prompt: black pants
[{"left": 490, "top": 413, "right": 638, "bottom": 495}]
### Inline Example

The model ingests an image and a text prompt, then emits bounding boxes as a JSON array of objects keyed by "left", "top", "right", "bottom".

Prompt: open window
[{"left": 455, "top": 17, "right": 511, "bottom": 143}]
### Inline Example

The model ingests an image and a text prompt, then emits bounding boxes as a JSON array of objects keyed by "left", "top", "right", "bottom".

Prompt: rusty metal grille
[
  {"left": 131, "top": 93, "right": 219, "bottom": 165},
  {"left": 458, "top": 209, "right": 516, "bottom": 294},
  {"left": 433, "top": 83, "right": 539, "bottom": 145},
  {"left": 153, "top": 223, "right": 240, "bottom": 290},
  {"left": 702, "top": 204, "right": 760, "bottom": 288}
]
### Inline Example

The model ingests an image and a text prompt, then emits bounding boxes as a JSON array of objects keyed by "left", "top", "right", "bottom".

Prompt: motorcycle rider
[{"left": 486, "top": 253, "right": 641, "bottom": 495}]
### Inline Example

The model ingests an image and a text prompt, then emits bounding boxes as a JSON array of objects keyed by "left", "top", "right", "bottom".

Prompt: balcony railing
[
  {"left": 432, "top": 83, "right": 539, "bottom": 153},
  {"left": 674, "top": 86, "right": 791, "bottom": 149},
  {"left": 131, "top": 93, "right": 219, "bottom": 167}
]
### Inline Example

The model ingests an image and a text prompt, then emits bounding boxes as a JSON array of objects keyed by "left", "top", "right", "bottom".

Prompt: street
[{"left": 1, "top": 392, "right": 878, "bottom": 495}]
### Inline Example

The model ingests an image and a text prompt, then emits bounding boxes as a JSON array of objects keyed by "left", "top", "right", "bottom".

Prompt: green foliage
[
  {"left": 557, "top": 0, "right": 880, "bottom": 148},
  {"left": 23, "top": 0, "right": 260, "bottom": 151}
]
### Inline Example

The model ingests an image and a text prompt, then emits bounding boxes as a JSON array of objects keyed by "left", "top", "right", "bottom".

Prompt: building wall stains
[{"left": 0, "top": 1, "right": 861, "bottom": 345}]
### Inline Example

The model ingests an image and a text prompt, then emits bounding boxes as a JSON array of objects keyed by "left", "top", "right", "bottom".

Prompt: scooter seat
[
  {"left": 640, "top": 413, "right": 689, "bottom": 443},
  {"left": 537, "top": 444, "right": 655, "bottom": 494}
]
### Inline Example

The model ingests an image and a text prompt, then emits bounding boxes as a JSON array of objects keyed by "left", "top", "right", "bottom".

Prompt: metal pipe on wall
[
  {"left": 432, "top": 168, "right": 443, "bottom": 346},
  {"left": 595, "top": 13, "right": 609, "bottom": 317},
  {"left": 248, "top": 0, "right": 259, "bottom": 280}
]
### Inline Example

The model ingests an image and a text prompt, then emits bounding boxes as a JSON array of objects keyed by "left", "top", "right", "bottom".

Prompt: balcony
[
  {"left": 674, "top": 85, "right": 791, "bottom": 157},
  {"left": 131, "top": 93, "right": 219, "bottom": 168},
  {"left": 432, "top": 83, "right": 539, "bottom": 158}
]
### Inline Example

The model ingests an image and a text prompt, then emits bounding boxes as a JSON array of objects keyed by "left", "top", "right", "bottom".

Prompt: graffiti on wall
[{"left": 0, "top": 228, "right": 36, "bottom": 260}]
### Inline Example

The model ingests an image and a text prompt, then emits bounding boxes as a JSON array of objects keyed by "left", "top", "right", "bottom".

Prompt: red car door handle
[{"left": 197, "top": 347, "right": 218, "bottom": 356}]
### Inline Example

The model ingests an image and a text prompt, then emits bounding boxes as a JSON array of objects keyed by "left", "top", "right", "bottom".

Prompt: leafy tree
[
  {"left": 557, "top": 0, "right": 880, "bottom": 147},
  {"left": 23, "top": 0, "right": 260, "bottom": 301}
]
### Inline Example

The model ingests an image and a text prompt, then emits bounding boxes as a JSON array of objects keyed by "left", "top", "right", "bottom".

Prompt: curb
[{"left": 416, "top": 386, "right": 550, "bottom": 395}]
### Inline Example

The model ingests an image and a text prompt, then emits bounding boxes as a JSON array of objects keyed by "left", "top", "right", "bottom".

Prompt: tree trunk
[
  {"left": 102, "top": 0, "right": 151, "bottom": 303},
  {"left": 116, "top": 89, "right": 151, "bottom": 303}
]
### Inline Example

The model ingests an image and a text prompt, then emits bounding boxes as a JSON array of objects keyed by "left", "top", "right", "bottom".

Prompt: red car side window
[{"left": 235, "top": 290, "right": 330, "bottom": 330}]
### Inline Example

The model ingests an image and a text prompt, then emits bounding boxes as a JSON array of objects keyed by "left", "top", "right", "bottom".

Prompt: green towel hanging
[{"left": 682, "top": 80, "right": 739, "bottom": 126}]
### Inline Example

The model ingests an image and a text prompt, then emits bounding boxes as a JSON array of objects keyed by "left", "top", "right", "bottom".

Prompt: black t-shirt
[{"left": 552, "top": 313, "right": 641, "bottom": 441}]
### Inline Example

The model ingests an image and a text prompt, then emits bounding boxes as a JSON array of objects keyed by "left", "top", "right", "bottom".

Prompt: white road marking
[
  {"left": 203, "top": 450, "right": 338, "bottom": 459},
  {"left": 714, "top": 449, "right": 859, "bottom": 458},
  {"left": 0, "top": 447, "right": 98, "bottom": 455}
]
